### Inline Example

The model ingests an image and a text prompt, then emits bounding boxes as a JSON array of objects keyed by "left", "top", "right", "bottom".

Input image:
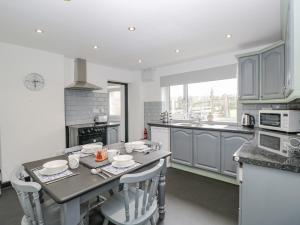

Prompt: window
[
  {"left": 166, "top": 78, "right": 237, "bottom": 123},
  {"left": 170, "top": 85, "right": 186, "bottom": 119},
  {"left": 109, "top": 90, "right": 121, "bottom": 117}
]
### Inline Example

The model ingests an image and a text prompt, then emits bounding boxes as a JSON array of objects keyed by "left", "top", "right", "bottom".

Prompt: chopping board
[{"left": 80, "top": 155, "right": 110, "bottom": 169}]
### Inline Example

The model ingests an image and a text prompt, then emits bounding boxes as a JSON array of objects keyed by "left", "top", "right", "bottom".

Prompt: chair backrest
[
  {"left": 10, "top": 166, "right": 44, "bottom": 225},
  {"left": 119, "top": 159, "right": 165, "bottom": 222}
]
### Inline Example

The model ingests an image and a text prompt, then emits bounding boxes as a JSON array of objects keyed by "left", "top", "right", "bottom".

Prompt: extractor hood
[{"left": 65, "top": 58, "right": 102, "bottom": 91}]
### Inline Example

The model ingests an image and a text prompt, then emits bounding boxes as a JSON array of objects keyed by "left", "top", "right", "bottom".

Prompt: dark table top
[{"left": 23, "top": 149, "right": 171, "bottom": 204}]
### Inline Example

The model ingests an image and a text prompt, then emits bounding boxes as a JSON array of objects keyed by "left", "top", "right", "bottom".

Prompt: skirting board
[{"left": 171, "top": 163, "right": 238, "bottom": 185}]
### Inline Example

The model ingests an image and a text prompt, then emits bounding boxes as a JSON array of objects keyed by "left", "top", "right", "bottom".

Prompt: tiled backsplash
[
  {"left": 238, "top": 102, "right": 300, "bottom": 126},
  {"left": 65, "top": 90, "right": 108, "bottom": 126},
  {"left": 144, "top": 101, "right": 162, "bottom": 129}
]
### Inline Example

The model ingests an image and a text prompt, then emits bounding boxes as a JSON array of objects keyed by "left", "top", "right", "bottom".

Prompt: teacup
[
  {"left": 107, "top": 149, "right": 120, "bottom": 162},
  {"left": 68, "top": 154, "right": 80, "bottom": 169}
]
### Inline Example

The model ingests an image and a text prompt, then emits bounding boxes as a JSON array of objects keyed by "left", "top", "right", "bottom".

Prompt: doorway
[{"left": 107, "top": 81, "right": 128, "bottom": 142}]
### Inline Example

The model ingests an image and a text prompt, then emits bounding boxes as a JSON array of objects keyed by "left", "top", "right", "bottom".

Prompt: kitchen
[{"left": 0, "top": 0, "right": 300, "bottom": 225}]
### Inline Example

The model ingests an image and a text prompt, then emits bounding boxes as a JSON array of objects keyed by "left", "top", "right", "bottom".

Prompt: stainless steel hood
[{"left": 65, "top": 58, "right": 102, "bottom": 91}]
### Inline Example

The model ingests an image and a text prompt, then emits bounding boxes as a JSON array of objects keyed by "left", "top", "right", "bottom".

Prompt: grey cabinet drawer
[
  {"left": 193, "top": 130, "right": 221, "bottom": 173},
  {"left": 260, "top": 44, "right": 285, "bottom": 99},
  {"left": 221, "top": 132, "right": 253, "bottom": 177},
  {"left": 170, "top": 128, "right": 193, "bottom": 166},
  {"left": 238, "top": 55, "right": 260, "bottom": 100}
]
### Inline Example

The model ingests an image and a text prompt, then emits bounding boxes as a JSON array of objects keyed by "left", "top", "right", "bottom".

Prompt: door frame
[{"left": 108, "top": 81, "right": 129, "bottom": 142}]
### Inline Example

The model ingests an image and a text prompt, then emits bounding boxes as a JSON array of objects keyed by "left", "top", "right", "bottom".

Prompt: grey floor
[{"left": 0, "top": 168, "right": 238, "bottom": 225}]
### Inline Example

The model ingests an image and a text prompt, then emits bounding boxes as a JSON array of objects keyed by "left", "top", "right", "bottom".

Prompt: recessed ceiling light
[
  {"left": 175, "top": 49, "right": 180, "bottom": 53},
  {"left": 226, "top": 34, "right": 232, "bottom": 39},
  {"left": 93, "top": 45, "right": 99, "bottom": 50},
  {"left": 35, "top": 29, "right": 44, "bottom": 34},
  {"left": 138, "top": 59, "right": 142, "bottom": 63},
  {"left": 128, "top": 26, "right": 136, "bottom": 32}
]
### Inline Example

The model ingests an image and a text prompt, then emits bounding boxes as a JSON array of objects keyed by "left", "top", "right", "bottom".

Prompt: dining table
[{"left": 23, "top": 142, "right": 171, "bottom": 225}]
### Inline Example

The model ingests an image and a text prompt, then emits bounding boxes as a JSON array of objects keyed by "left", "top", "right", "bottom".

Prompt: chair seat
[
  {"left": 101, "top": 187, "right": 157, "bottom": 225},
  {"left": 21, "top": 199, "right": 88, "bottom": 225}
]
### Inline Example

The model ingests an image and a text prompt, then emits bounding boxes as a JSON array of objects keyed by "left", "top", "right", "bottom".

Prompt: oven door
[
  {"left": 78, "top": 133, "right": 107, "bottom": 146},
  {"left": 259, "top": 112, "right": 282, "bottom": 130}
]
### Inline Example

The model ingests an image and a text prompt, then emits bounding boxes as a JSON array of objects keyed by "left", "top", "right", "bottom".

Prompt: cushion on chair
[{"left": 101, "top": 187, "right": 157, "bottom": 225}]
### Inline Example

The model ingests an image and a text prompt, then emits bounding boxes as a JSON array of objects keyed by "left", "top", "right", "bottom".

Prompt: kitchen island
[{"left": 234, "top": 130, "right": 300, "bottom": 225}]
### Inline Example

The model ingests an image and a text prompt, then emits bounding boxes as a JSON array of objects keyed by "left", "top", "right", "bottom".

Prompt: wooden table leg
[
  {"left": 158, "top": 160, "right": 167, "bottom": 220},
  {"left": 60, "top": 197, "right": 80, "bottom": 225}
]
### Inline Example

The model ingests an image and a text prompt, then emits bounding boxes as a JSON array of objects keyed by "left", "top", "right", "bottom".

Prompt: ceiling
[{"left": 0, "top": 0, "right": 281, "bottom": 70}]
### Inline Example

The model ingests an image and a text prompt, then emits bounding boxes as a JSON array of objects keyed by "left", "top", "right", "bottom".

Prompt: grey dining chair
[
  {"left": 101, "top": 159, "right": 165, "bottom": 225},
  {"left": 10, "top": 166, "right": 89, "bottom": 225}
]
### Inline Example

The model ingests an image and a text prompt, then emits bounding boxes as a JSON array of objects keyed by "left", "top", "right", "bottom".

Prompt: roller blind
[{"left": 160, "top": 64, "right": 237, "bottom": 87}]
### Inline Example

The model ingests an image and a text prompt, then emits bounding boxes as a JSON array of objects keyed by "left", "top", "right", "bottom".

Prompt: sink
[
  {"left": 200, "top": 124, "right": 228, "bottom": 129},
  {"left": 173, "top": 122, "right": 193, "bottom": 126}
]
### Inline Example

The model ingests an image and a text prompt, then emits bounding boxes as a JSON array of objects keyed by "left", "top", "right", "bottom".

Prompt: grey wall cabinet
[
  {"left": 260, "top": 44, "right": 285, "bottom": 99},
  {"left": 239, "top": 164, "right": 300, "bottom": 225},
  {"left": 238, "top": 55, "right": 260, "bottom": 100},
  {"left": 221, "top": 132, "right": 253, "bottom": 177},
  {"left": 170, "top": 128, "right": 193, "bottom": 166},
  {"left": 193, "top": 130, "right": 220, "bottom": 173},
  {"left": 284, "top": 1, "right": 294, "bottom": 97},
  {"left": 107, "top": 126, "right": 119, "bottom": 145}
]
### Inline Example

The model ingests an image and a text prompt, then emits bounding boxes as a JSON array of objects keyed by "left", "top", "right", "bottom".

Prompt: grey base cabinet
[
  {"left": 170, "top": 128, "right": 193, "bottom": 166},
  {"left": 107, "top": 126, "right": 119, "bottom": 145},
  {"left": 193, "top": 130, "right": 220, "bottom": 173},
  {"left": 221, "top": 133, "right": 252, "bottom": 177},
  {"left": 239, "top": 164, "right": 300, "bottom": 225},
  {"left": 170, "top": 128, "right": 254, "bottom": 178}
]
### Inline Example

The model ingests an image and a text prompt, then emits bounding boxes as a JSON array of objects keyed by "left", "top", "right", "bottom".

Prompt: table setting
[{"left": 29, "top": 140, "right": 162, "bottom": 185}]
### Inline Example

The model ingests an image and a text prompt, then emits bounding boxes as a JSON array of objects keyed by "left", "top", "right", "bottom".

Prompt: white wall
[
  {"left": 64, "top": 58, "right": 144, "bottom": 142},
  {"left": 0, "top": 43, "right": 65, "bottom": 182},
  {"left": 0, "top": 44, "right": 144, "bottom": 182},
  {"left": 142, "top": 44, "right": 274, "bottom": 102}
]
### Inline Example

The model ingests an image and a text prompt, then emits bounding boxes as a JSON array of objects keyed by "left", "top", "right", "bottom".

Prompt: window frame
[{"left": 166, "top": 79, "right": 238, "bottom": 123}]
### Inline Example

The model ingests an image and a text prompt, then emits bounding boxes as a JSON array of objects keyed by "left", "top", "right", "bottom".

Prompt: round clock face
[{"left": 24, "top": 73, "right": 45, "bottom": 91}]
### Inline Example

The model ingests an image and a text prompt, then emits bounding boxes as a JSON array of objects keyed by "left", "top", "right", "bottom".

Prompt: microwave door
[{"left": 260, "top": 113, "right": 281, "bottom": 127}]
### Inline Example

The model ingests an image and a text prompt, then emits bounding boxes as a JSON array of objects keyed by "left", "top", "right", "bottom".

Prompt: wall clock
[{"left": 24, "top": 73, "right": 45, "bottom": 91}]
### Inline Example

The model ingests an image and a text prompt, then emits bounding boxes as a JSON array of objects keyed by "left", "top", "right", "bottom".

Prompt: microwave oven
[
  {"left": 259, "top": 110, "right": 300, "bottom": 133},
  {"left": 258, "top": 130, "right": 291, "bottom": 157}
]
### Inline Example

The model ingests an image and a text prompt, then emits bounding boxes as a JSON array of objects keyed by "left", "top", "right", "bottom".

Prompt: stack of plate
[
  {"left": 112, "top": 155, "right": 135, "bottom": 168},
  {"left": 126, "top": 141, "right": 148, "bottom": 152},
  {"left": 81, "top": 143, "right": 103, "bottom": 154},
  {"left": 39, "top": 160, "right": 68, "bottom": 176}
]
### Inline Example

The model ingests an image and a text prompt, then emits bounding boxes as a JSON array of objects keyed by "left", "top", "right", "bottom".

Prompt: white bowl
[
  {"left": 113, "top": 155, "right": 133, "bottom": 166},
  {"left": 42, "top": 160, "right": 68, "bottom": 175},
  {"left": 112, "top": 160, "right": 135, "bottom": 168}
]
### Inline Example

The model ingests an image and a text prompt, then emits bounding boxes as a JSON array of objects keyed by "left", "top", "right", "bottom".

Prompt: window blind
[{"left": 160, "top": 64, "right": 237, "bottom": 87}]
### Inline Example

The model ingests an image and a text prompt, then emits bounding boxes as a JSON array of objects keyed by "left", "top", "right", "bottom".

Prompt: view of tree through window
[{"left": 169, "top": 78, "right": 237, "bottom": 122}]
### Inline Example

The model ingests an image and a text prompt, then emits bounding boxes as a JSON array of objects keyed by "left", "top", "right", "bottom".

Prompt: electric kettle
[{"left": 241, "top": 113, "right": 255, "bottom": 128}]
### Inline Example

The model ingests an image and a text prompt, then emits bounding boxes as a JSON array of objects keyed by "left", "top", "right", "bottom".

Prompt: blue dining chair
[
  {"left": 100, "top": 159, "right": 165, "bottom": 225},
  {"left": 10, "top": 166, "right": 89, "bottom": 225}
]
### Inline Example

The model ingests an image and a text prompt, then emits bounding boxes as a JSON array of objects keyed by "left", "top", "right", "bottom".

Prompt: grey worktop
[
  {"left": 148, "top": 121, "right": 255, "bottom": 134},
  {"left": 68, "top": 122, "right": 120, "bottom": 129},
  {"left": 234, "top": 130, "right": 300, "bottom": 173},
  {"left": 23, "top": 142, "right": 171, "bottom": 203}
]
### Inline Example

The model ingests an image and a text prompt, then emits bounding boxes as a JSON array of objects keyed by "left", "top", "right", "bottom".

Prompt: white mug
[
  {"left": 68, "top": 154, "right": 80, "bottom": 169},
  {"left": 107, "top": 149, "right": 120, "bottom": 162}
]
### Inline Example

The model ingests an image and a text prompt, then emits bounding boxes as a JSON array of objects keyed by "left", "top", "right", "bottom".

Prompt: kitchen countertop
[
  {"left": 68, "top": 122, "right": 120, "bottom": 129},
  {"left": 234, "top": 130, "right": 300, "bottom": 173},
  {"left": 148, "top": 121, "right": 255, "bottom": 134}
]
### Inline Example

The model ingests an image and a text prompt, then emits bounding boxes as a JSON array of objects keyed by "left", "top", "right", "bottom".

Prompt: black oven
[{"left": 67, "top": 124, "right": 107, "bottom": 147}]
